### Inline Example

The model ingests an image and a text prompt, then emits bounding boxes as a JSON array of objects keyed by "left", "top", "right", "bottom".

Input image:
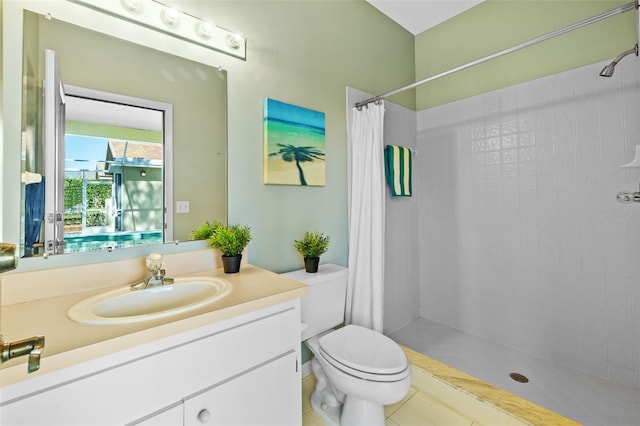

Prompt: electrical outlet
[{"left": 176, "top": 201, "right": 190, "bottom": 213}]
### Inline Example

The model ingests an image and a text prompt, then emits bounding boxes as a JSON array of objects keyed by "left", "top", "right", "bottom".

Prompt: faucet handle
[
  {"left": 1, "top": 334, "right": 45, "bottom": 373},
  {"left": 28, "top": 336, "right": 45, "bottom": 373},
  {"left": 146, "top": 253, "right": 164, "bottom": 271}
]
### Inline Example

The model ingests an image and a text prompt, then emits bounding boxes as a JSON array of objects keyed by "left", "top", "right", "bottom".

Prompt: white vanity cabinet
[
  {"left": 183, "top": 351, "right": 299, "bottom": 426},
  {"left": 0, "top": 300, "right": 302, "bottom": 426}
]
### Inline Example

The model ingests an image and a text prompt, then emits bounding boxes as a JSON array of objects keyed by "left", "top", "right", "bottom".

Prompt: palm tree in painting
[{"left": 269, "top": 144, "right": 325, "bottom": 186}]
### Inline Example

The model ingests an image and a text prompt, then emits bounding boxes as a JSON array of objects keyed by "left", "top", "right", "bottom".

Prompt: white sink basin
[{"left": 68, "top": 277, "right": 232, "bottom": 325}]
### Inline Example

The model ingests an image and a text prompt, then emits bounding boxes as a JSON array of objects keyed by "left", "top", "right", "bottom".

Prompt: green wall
[
  {"left": 415, "top": 0, "right": 637, "bottom": 110},
  {"left": 181, "top": 0, "right": 416, "bottom": 272},
  {"left": 201, "top": 0, "right": 636, "bottom": 271},
  {"left": 1, "top": 0, "right": 415, "bottom": 272},
  {"left": 5, "top": 1, "right": 636, "bottom": 274}
]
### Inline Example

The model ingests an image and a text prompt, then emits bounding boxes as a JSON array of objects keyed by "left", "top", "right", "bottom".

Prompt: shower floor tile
[{"left": 389, "top": 317, "right": 640, "bottom": 426}]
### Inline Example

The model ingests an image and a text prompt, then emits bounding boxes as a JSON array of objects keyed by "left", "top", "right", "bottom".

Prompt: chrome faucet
[
  {"left": 0, "top": 242, "right": 46, "bottom": 373},
  {"left": 131, "top": 253, "right": 174, "bottom": 290}
]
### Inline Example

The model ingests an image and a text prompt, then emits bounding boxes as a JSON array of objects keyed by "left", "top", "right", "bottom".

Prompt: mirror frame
[{"left": 2, "top": 0, "right": 228, "bottom": 271}]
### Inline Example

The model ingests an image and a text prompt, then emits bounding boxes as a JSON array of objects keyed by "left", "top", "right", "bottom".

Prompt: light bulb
[
  {"left": 196, "top": 19, "right": 216, "bottom": 40},
  {"left": 161, "top": 5, "right": 182, "bottom": 28},
  {"left": 121, "top": 0, "right": 148, "bottom": 13},
  {"left": 226, "top": 33, "right": 243, "bottom": 49}
]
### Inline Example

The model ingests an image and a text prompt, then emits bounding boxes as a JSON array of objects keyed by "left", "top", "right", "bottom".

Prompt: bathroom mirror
[{"left": 14, "top": 8, "right": 227, "bottom": 258}]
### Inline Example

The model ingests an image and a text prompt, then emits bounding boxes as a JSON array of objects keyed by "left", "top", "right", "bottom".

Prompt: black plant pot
[
  {"left": 304, "top": 257, "right": 320, "bottom": 273},
  {"left": 221, "top": 254, "right": 242, "bottom": 273}
]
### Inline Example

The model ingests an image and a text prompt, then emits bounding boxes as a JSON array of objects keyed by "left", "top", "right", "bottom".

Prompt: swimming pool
[{"left": 64, "top": 230, "right": 163, "bottom": 253}]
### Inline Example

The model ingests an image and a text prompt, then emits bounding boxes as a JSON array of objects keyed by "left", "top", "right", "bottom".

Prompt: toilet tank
[{"left": 282, "top": 264, "right": 348, "bottom": 341}]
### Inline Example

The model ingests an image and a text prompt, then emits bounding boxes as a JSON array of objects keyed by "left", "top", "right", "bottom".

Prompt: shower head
[{"left": 599, "top": 43, "right": 638, "bottom": 77}]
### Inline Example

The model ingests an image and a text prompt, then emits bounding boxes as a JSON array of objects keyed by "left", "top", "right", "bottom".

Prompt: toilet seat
[{"left": 318, "top": 325, "right": 408, "bottom": 382}]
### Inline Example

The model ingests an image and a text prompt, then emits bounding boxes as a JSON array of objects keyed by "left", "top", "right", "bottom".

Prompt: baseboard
[{"left": 301, "top": 360, "right": 313, "bottom": 378}]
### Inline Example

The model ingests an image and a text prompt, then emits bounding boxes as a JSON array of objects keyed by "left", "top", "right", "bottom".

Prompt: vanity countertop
[{"left": 0, "top": 263, "right": 307, "bottom": 387}]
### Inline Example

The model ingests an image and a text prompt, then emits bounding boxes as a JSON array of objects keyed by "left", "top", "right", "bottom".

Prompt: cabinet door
[{"left": 184, "top": 351, "right": 300, "bottom": 426}]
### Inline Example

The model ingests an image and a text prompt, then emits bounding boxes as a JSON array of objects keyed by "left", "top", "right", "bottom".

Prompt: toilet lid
[{"left": 318, "top": 325, "right": 409, "bottom": 382}]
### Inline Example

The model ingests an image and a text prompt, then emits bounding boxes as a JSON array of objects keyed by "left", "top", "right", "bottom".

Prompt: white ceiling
[{"left": 367, "top": 0, "right": 485, "bottom": 35}]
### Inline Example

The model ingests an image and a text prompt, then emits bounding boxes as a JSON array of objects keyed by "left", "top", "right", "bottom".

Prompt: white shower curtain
[{"left": 346, "top": 101, "right": 385, "bottom": 333}]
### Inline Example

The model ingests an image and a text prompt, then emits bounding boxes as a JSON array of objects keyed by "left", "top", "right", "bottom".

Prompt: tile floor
[
  {"left": 301, "top": 374, "right": 478, "bottom": 426},
  {"left": 388, "top": 318, "right": 640, "bottom": 426}
]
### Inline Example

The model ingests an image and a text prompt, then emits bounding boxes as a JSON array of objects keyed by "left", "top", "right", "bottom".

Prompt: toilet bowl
[
  {"left": 306, "top": 325, "right": 410, "bottom": 426},
  {"left": 282, "top": 264, "right": 410, "bottom": 426}
]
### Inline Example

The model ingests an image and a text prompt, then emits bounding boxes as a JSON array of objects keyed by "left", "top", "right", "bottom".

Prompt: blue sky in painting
[{"left": 264, "top": 98, "right": 325, "bottom": 130}]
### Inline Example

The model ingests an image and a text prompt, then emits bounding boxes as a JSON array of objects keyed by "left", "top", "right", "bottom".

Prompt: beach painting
[{"left": 264, "top": 98, "right": 326, "bottom": 186}]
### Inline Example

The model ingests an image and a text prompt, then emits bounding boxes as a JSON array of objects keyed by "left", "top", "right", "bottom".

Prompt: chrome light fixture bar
[{"left": 70, "top": 0, "right": 246, "bottom": 60}]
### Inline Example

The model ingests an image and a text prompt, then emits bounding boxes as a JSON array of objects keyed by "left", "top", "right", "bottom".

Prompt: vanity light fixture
[
  {"left": 616, "top": 144, "right": 640, "bottom": 203},
  {"left": 70, "top": 0, "right": 246, "bottom": 60}
]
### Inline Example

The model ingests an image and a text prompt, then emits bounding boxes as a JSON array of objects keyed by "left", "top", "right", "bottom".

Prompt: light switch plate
[{"left": 176, "top": 201, "right": 190, "bottom": 213}]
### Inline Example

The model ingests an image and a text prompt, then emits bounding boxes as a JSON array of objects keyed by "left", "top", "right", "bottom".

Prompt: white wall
[
  {"left": 417, "top": 60, "right": 640, "bottom": 388},
  {"left": 347, "top": 88, "right": 420, "bottom": 335}
]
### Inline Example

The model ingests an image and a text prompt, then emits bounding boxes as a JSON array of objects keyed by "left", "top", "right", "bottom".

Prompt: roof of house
[{"left": 107, "top": 140, "right": 163, "bottom": 161}]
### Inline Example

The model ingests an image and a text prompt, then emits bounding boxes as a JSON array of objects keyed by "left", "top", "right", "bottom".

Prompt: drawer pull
[{"left": 197, "top": 408, "right": 211, "bottom": 423}]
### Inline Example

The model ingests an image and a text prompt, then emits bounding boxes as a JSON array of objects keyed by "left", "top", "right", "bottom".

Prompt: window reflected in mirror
[
  {"left": 62, "top": 98, "right": 166, "bottom": 253},
  {"left": 19, "top": 10, "right": 228, "bottom": 258}
]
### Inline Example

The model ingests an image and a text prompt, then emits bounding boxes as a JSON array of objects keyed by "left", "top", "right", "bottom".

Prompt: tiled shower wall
[{"left": 417, "top": 60, "right": 640, "bottom": 388}]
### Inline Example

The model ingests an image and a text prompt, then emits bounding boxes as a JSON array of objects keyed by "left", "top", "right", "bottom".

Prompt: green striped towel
[{"left": 384, "top": 145, "right": 412, "bottom": 197}]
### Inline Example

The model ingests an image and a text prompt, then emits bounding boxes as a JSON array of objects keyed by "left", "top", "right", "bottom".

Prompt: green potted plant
[
  {"left": 208, "top": 224, "right": 252, "bottom": 273},
  {"left": 294, "top": 231, "right": 329, "bottom": 273},
  {"left": 191, "top": 220, "right": 222, "bottom": 240}
]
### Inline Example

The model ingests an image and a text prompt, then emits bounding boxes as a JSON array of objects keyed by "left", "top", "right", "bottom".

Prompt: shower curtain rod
[{"left": 355, "top": 0, "right": 637, "bottom": 109}]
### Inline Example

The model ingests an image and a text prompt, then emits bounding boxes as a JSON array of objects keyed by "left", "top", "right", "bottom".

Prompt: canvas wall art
[{"left": 263, "top": 98, "right": 326, "bottom": 186}]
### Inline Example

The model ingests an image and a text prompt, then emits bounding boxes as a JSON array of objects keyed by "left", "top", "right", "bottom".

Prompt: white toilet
[{"left": 283, "top": 264, "right": 410, "bottom": 426}]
